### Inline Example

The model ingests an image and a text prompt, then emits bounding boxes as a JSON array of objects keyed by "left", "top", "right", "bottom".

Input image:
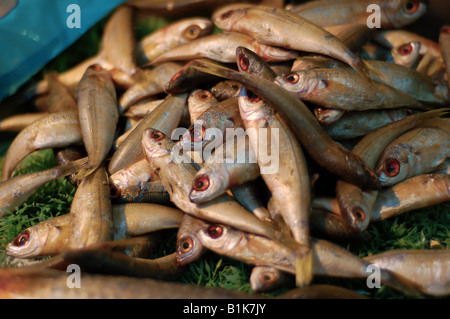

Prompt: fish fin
[
  {"left": 72, "top": 165, "right": 98, "bottom": 183},
  {"left": 54, "top": 157, "right": 89, "bottom": 180},
  {"left": 294, "top": 246, "right": 314, "bottom": 287},
  {"left": 357, "top": 60, "right": 391, "bottom": 88}
]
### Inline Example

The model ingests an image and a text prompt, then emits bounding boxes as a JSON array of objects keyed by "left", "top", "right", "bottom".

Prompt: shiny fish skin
[
  {"left": 109, "top": 159, "right": 170, "bottom": 204},
  {"left": 45, "top": 72, "right": 78, "bottom": 113},
  {"left": 197, "top": 224, "right": 423, "bottom": 297},
  {"left": 108, "top": 93, "right": 188, "bottom": 175},
  {"left": 176, "top": 214, "right": 208, "bottom": 266},
  {"left": 375, "top": 125, "right": 450, "bottom": 187},
  {"left": 187, "top": 89, "right": 219, "bottom": 124},
  {"left": 141, "top": 128, "right": 283, "bottom": 242},
  {"left": 191, "top": 61, "right": 381, "bottom": 190},
  {"left": 2, "top": 111, "right": 82, "bottom": 181},
  {"left": 135, "top": 17, "right": 214, "bottom": 65},
  {"left": 285, "top": 0, "right": 428, "bottom": 29},
  {"left": 6, "top": 202, "right": 183, "bottom": 259},
  {"left": 189, "top": 134, "right": 260, "bottom": 203},
  {"left": 69, "top": 165, "right": 114, "bottom": 250},
  {"left": 0, "top": 157, "right": 88, "bottom": 218},
  {"left": 150, "top": 31, "right": 299, "bottom": 65},
  {"left": 119, "top": 62, "right": 183, "bottom": 112},
  {"left": 0, "top": 113, "right": 48, "bottom": 132},
  {"left": 275, "top": 68, "right": 426, "bottom": 111},
  {"left": 0, "top": 267, "right": 262, "bottom": 299},
  {"left": 76, "top": 64, "right": 119, "bottom": 179},
  {"left": 364, "top": 249, "right": 450, "bottom": 297},
  {"left": 212, "top": 4, "right": 376, "bottom": 82},
  {"left": 371, "top": 173, "right": 450, "bottom": 221}
]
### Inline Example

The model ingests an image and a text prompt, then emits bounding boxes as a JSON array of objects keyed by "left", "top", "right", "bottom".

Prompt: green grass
[{"left": 0, "top": 8, "right": 449, "bottom": 299}]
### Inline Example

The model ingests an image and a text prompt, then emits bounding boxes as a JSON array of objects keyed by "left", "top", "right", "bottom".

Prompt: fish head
[
  {"left": 375, "top": 144, "right": 413, "bottom": 186},
  {"left": 237, "top": 85, "right": 270, "bottom": 123},
  {"left": 180, "top": 18, "right": 214, "bottom": 42},
  {"left": 274, "top": 71, "right": 315, "bottom": 98},
  {"left": 391, "top": 41, "right": 421, "bottom": 67},
  {"left": 197, "top": 224, "right": 243, "bottom": 254},
  {"left": 211, "top": 4, "right": 250, "bottom": 30},
  {"left": 142, "top": 128, "right": 173, "bottom": 161},
  {"left": 250, "top": 266, "right": 284, "bottom": 293},
  {"left": 188, "top": 89, "right": 218, "bottom": 122},
  {"left": 383, "top": 0, "right": 428, "bottom": 29},
  {"left": 6, "top": 227, "right": 46, "bottom": 258},
  {"left": 189, "top": 165, "right": 230, "bottom": 203},
  {"left": 176, "top": 232, "right": 207, "bottom": 266}
]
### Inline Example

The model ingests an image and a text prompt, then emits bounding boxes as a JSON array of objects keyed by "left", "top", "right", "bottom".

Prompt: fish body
[
  {"left": 286, "top": 0, "right": 427, "bottom": 29},
  {"left": 76, "top": 65, "right": 119, "bottom": 179},
  {"left": 109, "top": 159, "right": 170, "bottom": 204},
  {"left": 2, "top": 111, "right": 82, "bottom": 181},
  {"left": 176, "top": 214, "right": 208, "bottom": 266},
  {"left": 136, "top": 17, "right": 214, "bottom": 65},
  {"left": 188, "top": 89, "right": 219, "bottom": 124},
  {"left": 150, "top": 32, "right": 299, "bottom": 65},
  {"left": 69, "top": 165, "right": 114, "bottom": 249},
  {"left": 375, "top": 125, "right": 450, "bottom": 186}
]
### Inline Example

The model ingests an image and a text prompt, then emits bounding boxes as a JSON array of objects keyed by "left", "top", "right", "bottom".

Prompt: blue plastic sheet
[{"left": 0, "top": 0, "right": 127, "bottom": 102}]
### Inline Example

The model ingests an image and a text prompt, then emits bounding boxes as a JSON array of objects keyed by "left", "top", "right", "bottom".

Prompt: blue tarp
[{"left": 0, "top": 0, "right": 127, "bottom": 102}]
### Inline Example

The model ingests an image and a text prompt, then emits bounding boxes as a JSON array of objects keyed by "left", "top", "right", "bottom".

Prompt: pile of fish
[{"left": 0, "top": 0, "right": 449, "bottom": 299}]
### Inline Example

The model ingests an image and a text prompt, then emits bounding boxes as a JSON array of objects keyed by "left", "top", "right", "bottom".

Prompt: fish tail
[
  {"left": 55, "top": 157, "right": 89, "bottom": 180},
  {"left": 294, "top": 246, "right": 314, "bottom": 287}
]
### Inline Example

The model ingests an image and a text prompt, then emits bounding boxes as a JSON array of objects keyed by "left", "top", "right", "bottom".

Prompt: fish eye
[
  {"left": 195, "top": 90, "right": 212, "bottom": 101},
  {"left": 206, "top": 225, "right": 223, "bottom": 239},
  {"left": 398, "top": 43, "right": 413, "bottom": 56},
  {"left": 109, "top": 184, "right": 122, "bottom": 199},
  {"left": 193, "top": 174, "right": 210, "bottom": 191},
  {"left": 383, "top": 158, "right": 401, "bottom": 177},
  {"left": 13, "top": 230, "right": 30, "bottom": 247},
  {"left": 262, "top": 272, "right": 275, "bottom": 282},
  {"left": 183, "top": 24, "right": 202, "bottom": 40},
  {"left": 246, "top": 90, "right": 261, "bottom": 103},
  {"left": 238, "top": 53, "right": 250, "bottom": 71},
  {"left": 190, "top": 125, "right": 206, "bottom": 143},
  {"left": 403, "top": 1, "right": 420, "bottom": 14},
  {"left": 178, "top": 237, "right": 194, "bottom": 253},
  {"left": 149, "top": 130, "right": 166, "bottom": 141},
  {"left": 352, "top": 207, "right": 366, "bottom": 222},
  {"left": 284, "top": 73, "right": 299, "bottom": 84}
]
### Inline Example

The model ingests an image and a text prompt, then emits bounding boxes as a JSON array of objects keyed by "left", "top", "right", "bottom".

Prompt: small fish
[
  {"left": 119, "top": 62, "right": 183, "bottom": 112},
  {"left": 76, "top": 64, "right": 119, "bottom": 179},
  {"left": 45, "top": 72, "right": 78, "bottom": 113},
  {"left": 391, "top": 41, "right": 422, "bottom": 68},
  {"left": 197, "top": 224, "right": 424, "bottom": 297},
  {"left": 109, "top": 159, "right": 171, "bottom": 204},
  {"left": 108, "top": 93, "right": 188, "bottom": 175},
  {"left": 364, "top": 249, "right": 450, "bottom": 297},
  {"left": 325, "top": 108, "right": 415, "bottom": 140},
  {"left": 2, "top": 111, "right": 82, "bottom": 181},
  {"left": 0, "top": 157, "right": 88, "bottom": 217},
  {"left": 176, "top": 214, "right": 208, "bottom": 266},
  {"left": 187, "top": 89, "right": 219, "bottom": 124},
  {"left": 250, "top": 266, "right": 293, "bottom": 293},
  {"left": 6, "top": 202, "right": 183, "bottom": 259},
  {"left": 150, "top": 32, "right": 299, "bottom": 65},
  {"left": 68, "top": 165, "right": 114, "bottom": 250},
  {"left": 375, "top": 125, "right": 450, "bottom": 187},
  {"left": 371, "top": 173, "right": 450, "bottom": 222},
  {"left": 189, "top": 134, "right": 260, "bottom": 203},
  {"left": 191, "top": 60, "right": 380, "bottom": 190},
  {"left": 212, "top": 4, "right": 378, "bottom": 82},
  {"left": 286, "top": 0, "right": 427, "bottom": 29},
  {"left": 235, "top": 46, "right": 277, "bottom": 81},
  {"left": 336, "top": 108, "right": 450, "bottom": 232},
  {"left": 0, "top": 113, "right": 48, "bottom": 132},
  {"left": 275, "top": 68, "right": 426, "bottom": 111},
  {"left": 135, "top": 17, "right": 214, "bottom": 65},
  {"left": 211, "top": 80, "right": 242, "bottom": 101}
]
